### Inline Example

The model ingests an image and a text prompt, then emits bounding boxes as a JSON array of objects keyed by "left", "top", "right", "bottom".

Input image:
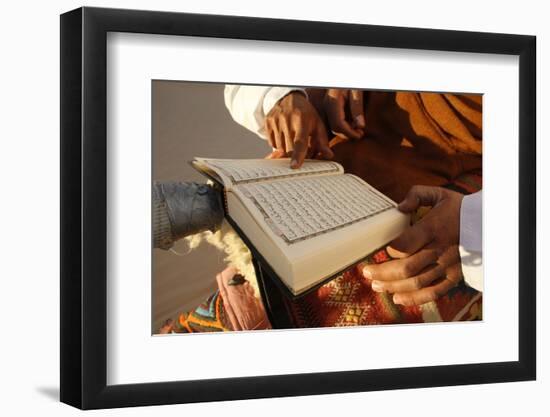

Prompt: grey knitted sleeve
[{"left": 152, "top": 181, "right": 224, "bottom": 250}]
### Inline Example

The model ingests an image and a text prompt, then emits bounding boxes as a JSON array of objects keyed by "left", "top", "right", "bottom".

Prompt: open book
[{"left": 192, "top": 157, "right": 410, "bottom": 296}]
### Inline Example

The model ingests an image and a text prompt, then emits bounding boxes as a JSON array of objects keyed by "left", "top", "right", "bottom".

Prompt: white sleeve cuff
[
  {"left": 459, "top": 191, "right": 483, "bottom": 292},
  {"left": 224, "top": 85, "right": 307, "bottom": 140},
  {"left": 262, "top": 87, "right": 307, "bottom": 118}
]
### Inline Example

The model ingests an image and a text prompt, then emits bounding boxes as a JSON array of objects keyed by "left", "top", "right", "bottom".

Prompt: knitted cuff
[{"left": 152, "top": 183, "right": 174, "bottom": 249}]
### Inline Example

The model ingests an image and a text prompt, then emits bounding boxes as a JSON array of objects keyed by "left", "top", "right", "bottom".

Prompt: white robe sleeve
[
  {"left": 459, "top": 191, "right": 483, "bottom": 292},
  {"left": 224, "top": 85, "right": 305, "bottom": 139}
]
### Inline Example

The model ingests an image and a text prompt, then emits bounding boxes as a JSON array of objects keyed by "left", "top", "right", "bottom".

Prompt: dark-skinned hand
[
  {"left": 323, "top": 89, "right": 366, "bottom": 140},
  {"left": 362, "top": 186, "right": 465, "bottom": 306},
  {"left": 265, "top": 91, "right": 333, "bottom": 169}
]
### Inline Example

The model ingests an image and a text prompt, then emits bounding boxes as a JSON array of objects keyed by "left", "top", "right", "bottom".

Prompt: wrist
[{"left": 263, "top": 87, "right": 307, "bottom": 116}]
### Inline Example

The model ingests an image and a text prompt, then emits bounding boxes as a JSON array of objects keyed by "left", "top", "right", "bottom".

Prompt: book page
[
  {"left": 238, "top": 174, "right": 396, "bottom": 244},
  {"left": 196, "top": 158, "right": 342, "bottom": 185}
]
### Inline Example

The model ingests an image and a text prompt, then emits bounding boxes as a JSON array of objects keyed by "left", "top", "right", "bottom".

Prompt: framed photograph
[{"left": 60, "top": 6, "right": 536, "bottom": 409}]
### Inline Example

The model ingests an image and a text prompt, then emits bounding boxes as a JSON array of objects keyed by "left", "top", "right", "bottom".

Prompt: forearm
[{"left": 152, "top": 181, "right": 224, "bottom": 250}]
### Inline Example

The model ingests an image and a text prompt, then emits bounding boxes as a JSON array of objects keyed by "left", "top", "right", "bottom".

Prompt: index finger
[{"left": 290, "top": 128, "right": 309, "bottom": 169}]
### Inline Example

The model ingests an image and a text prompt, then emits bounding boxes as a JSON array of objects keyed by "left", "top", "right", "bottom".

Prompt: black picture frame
[{"left": 60, "top": 6, "right": 536, "bottom": 410}]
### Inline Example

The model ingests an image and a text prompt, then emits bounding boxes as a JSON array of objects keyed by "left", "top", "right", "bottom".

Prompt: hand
[
  {"left": 265, "top": 91, "right": 333, "bottom": 169},
  {"left": 362, "top": 186, "right": 465, "bottom": 306},
  {"left": 158, "top": 318, "right": 174, "bottom": 334},
  {"left": 216, "top": 267, "right": 271, "bottom": 331},
  {"left": 323, "top": 89, "right": 366, "bottom": 140}
]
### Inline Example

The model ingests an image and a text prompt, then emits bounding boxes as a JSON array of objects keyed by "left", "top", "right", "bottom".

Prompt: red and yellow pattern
[{"left": 282, "top": 249, "right": 481, "bottom": 328}]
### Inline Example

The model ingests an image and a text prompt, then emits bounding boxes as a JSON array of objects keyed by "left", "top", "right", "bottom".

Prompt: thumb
[
  {"left": 319, "top": 144, "right": 334, "bottom": 160},
  {"left": 315, "top": 124, "right": 334, "bottom": 159},
  {"left": 398, "top": 185, "right": 443, "bottom": 213}
]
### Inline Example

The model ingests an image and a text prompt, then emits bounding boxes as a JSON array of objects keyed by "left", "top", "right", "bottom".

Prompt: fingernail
[
  {"left": 362, "top": 267, "right": 372, "bottom": 279},
  {"left": 371, "top": 280, "right": 383, "bottom": 292},
  {"left": 393, "top": 294, "right": 402, "bottom": 304}
]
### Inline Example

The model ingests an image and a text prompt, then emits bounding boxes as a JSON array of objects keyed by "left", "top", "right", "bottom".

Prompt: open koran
[{"left": 192, "top": 157, "right": 410, "bottom": 296}]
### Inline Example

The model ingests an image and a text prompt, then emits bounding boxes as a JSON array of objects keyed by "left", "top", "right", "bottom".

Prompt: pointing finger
[{"left": 290, "top": 127, "right": 309, "bottom": 169}]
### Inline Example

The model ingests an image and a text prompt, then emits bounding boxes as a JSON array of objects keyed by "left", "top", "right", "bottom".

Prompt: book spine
[{"left": 222, "top": 189, "right": 229, "bottom": 215}]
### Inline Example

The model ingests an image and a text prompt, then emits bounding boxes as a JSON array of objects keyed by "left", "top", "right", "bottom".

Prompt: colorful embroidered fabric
[{"left": 173, "top": 290, "right": 232, "bottom": 333}]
